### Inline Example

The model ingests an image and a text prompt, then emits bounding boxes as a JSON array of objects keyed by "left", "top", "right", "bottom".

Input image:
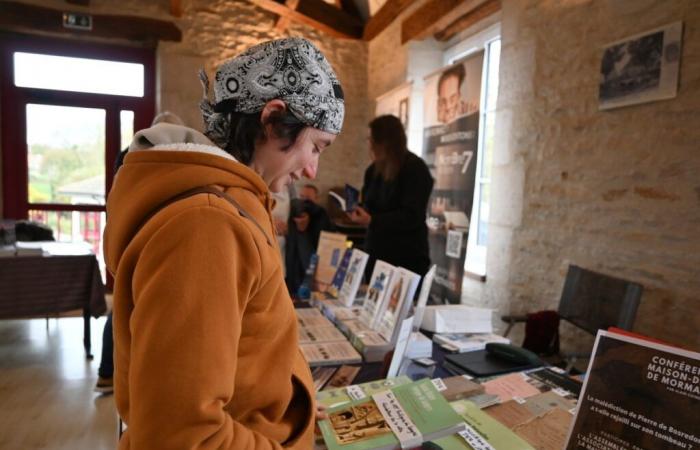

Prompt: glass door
[{"left": 1, "top": 34, "right": 154, "bottom": 278}]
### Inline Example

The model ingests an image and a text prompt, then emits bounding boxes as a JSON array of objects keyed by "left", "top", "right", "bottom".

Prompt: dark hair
[
  {"left": 369, "top": 115, "right": 407, "bottom": 181},
  {"left": 222, "top": 109, "right": 306, "bottom": 164},
  {"left": 437, "top": 63, "right": 465, "bottom": 92}
]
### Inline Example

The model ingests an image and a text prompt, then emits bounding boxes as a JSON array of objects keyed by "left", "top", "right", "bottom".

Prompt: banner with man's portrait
[{"left": 423, "top": 52, "right": 484, "bottom": 303}]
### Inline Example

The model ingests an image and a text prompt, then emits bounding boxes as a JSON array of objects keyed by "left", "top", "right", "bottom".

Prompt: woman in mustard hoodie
[{"left": 104, "top": 38, "right": 344, "bottom": 449}]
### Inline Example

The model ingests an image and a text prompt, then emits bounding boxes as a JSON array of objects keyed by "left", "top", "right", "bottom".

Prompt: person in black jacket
[
  {"left": 285, "top": 198, "right": 334, "bottom": 297},
  {"left": 348, "top": 115, "right": 434, "bottom": 277}
]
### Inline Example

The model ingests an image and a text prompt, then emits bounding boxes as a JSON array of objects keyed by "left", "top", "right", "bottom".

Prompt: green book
[
  {"left": 319, "top": 378, "right": 466, "bottom": 450},
  {"left": 431, "top": 399, "right": 535, "bottom": 450},
  {"left": 317, "top": 376, "right": 412, "bottom": 408}
]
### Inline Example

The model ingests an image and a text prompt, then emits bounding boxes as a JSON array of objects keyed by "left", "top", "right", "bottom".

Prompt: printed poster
[
  {"left": 423, "top": 52, "right": 484, "bottom": 303},
  {"left": 566, "top": 330, "right": 700, "bottom": 449}
]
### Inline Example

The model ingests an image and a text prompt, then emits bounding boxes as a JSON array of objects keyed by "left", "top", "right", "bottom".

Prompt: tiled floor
[{"left": 0, "top": 317, "right": 118, "bottom": 450}]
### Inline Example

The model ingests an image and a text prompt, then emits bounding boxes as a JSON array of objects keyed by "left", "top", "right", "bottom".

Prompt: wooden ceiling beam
[
  {"left": 401, "top": 0, "right": 488, "bottom": 44},
  {"left": 0, "top": 1, "right": 181, "bottom": 42},
  {"left": 250, "top": 0, "right": 363, "bottom": 39},
  {"left": 363, "top": 0, "right": 415, "bottom": 41},
  {"left": 275, "top": 0, "right": 300, "bottom": 33},
  {"left": 339, "top": 0, "right": 362, "bottom": 21},
  {"left": 170, "top": 0, "right": 183, "bottom": 18},
  {"left": 434, "top": 0, "right": 501, "bottom": 42}
]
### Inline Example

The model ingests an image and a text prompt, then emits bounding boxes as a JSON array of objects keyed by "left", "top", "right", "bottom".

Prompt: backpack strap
[{"left": 136, "top": 186, "right": 272, "bottom": 246}]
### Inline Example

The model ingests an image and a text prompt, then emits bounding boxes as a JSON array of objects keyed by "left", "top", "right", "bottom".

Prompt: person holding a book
[
  {"left": 104, "top": 37, "right": 344, "bottom": 449},
  {"left": 348, "top": 115, "right": 434, "bottom": 278}
]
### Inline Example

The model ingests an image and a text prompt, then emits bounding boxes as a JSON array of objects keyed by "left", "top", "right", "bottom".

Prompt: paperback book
[
  {"left": 317, "top": 376, "right": 412, "bottom": 408},
  {"left": 375, "top": 268, "right": 421, "bottom": 344},
  {"left": 319, "top": 378, "right": 466, "bottom": 450},
  {"left": 323, "top": 365, "right": 362, "bottom": 391},
  {"left": 432, "top": 399, "right": 536, "bottom": 450},
  {"left": 361, "top": 260, "right": 395, "bottom": 328},
  {"left": 300, "top": 341, "right": 362, "bottom": 367},
  {"left": 337, "top": 249, "right": 369, "bottom": 307},
  {"left": 328, "top": 183, "right": 360, "bottom": 212},
  {"left": 315, "top": 232, "right": 348, "bottom": 286},
  {"left": 327, "top": 247, "right": 354, "bottom": 299},
  {"left": 350, "top": 330, "right": 392, "bottom": 363},
  {"left": 297, "top": 325, "right": 348, "bottom": 344}
]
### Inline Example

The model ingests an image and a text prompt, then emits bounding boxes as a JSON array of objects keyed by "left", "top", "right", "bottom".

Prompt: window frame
[
  {"left": 444, "top": 24, "right": 501, "bottom": 279},
  {"left": 0, "top": 32, "right": 155, "bottom": 220}
]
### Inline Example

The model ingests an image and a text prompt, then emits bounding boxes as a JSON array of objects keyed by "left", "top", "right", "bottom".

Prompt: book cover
[
  {"left": 317, "top": 376, "right": 413, "bottom": 409},
  {"left": 361, "top": 260, "right": 395, "bottom": 328},
  {"left": 312, "top": 367, "right": 338, "bottom": 392},
  {"left": 565, "top": 330, "right": 700, "bottom": 450},
  {"left": 319, "top": 378, "right": 466, "bottom": 450},
  {"left": 300, "top": 341, "right": 363, "bottom": 367},
  {"left": 323, "top": 365, "right": 362, "bottom": 391},
  {"left": 338, "top": 249, "right": 369, "bottom": 307},
  {"left": 295, "top": 307, "right": 325, "bottom": 319},
  {"left": 344, "top": 184, "right": 360, "bottom": 211},
  {"left": 297, "top": 325, "right": 348, "bottom": 344},
  {"left": 434, "top": 399, "right": 536, "bottom": 450},
  {"left": 432, "top": 375, "right": 485, "bottom": 402},
  {"left": 297, "top": 314, "right": 334, "bottom": 329},
  {"left": 375, "top": 268, "right": 420, "bottom": 344},
  {"left": 315, "top": 232, "right": 348, "bottom": 286},
  {"left": 482, "top": 372, "right": 542, "bottom": 403},
  {"left": 514, "top": 408, "right": 573, "bottom": 450},
  {"left": 526, "top": 367, "right": 582, "bottom": 397},
  {"left": 329, "top": 247, "right": 354, "bottom": 298}
]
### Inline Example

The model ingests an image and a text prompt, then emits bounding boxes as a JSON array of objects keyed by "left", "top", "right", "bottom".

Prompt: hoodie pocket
[{"left": 282, "top": 354, "right": 315, "bottom": 448}]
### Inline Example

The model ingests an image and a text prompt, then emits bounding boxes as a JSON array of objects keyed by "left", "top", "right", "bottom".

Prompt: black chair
[{"left": 502, "top": 264, "right": 643, "bottom": 371}]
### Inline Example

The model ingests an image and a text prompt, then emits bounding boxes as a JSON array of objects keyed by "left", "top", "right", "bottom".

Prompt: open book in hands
[{"left": 329, "top": 184, "right": 360, "bottom": 212}]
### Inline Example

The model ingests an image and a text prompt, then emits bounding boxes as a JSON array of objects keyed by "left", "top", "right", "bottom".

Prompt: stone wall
[
  {"left": 367, "top": 0, "right": 700, "bottom": 352},
  {"left": 493, "top": 0, "right": 700, "bottom": 351},
  {"left": 0, "top": 0, "right": 370, "bottom": 214}
]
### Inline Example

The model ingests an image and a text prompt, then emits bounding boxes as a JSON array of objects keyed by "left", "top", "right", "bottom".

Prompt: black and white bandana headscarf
[{"left": 200, "top": 37, "right": 345, "bottom": 148}]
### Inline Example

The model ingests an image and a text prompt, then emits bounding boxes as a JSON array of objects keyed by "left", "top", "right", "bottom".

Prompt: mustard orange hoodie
[{"left": 104, "top": 124, "right": 315, "bottom": 449}]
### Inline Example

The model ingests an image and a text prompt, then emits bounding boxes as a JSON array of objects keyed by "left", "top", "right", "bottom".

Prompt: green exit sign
[{"left": 62, "top": 12, "right": 92, "bottom": 31}]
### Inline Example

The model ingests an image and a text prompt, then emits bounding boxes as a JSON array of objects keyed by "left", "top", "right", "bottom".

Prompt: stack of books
[
  {"left": 296, "top": 308, "right": 362, "bottom": 366},
  {"left": 433, "top": 332, "right": 511, "bottom": 353}
]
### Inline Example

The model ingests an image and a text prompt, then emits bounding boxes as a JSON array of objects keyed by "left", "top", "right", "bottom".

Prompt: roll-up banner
[{"left": 423, "top": 52, "right": 484, "bottom": 303}]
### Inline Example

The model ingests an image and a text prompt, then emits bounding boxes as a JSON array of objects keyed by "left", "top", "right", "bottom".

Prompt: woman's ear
[{"left": 260, "top": 99, "right": 287, "bottom": 124}]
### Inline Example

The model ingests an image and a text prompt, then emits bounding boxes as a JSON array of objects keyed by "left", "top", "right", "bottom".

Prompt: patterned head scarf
[{"left": 199, "top": 37, "right": 345, "bottom": 148}]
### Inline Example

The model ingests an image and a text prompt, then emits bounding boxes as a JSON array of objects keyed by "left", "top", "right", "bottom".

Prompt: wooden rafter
[
  {"left": 275, "top": 0, "right": 300, "bottom": 33},
  {"left": 363, "top": 0, "right": 415, "bottom": 41},
  {"left": 401, "top": 0, "right": 489, "bottom": 44},
  {"left": 170, "top": 0, "right": 183, "bottom": 18},
  {"left": 434, "top": 0, "right": 500, "bottom": 42},
  {"left": 250, "top": 0, "right": 363, "bottom": 39},
  {"left": 0, "top": 1, "right": 181, "bottom": 42}
]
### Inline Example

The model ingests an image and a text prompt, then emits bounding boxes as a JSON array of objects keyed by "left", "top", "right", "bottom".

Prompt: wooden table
[{"left": 0, "top": 242, "right": 107, "bottom": 358}]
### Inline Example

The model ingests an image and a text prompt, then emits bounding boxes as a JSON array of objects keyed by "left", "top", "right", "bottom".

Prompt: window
[
  {"left": 1, "top": 35, "right": 155, "bottom": 275},
  {"left": 444, "top": 24, "right": 501, "bottom": 277},
  {"left": 14, "top": 52, "right": 144, "bottom": 97}
]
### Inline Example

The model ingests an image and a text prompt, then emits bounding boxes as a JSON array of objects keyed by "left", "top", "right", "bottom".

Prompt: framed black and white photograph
[
  {"left": 398, "top": 97, "right": 409, "bottom": 129},
  {"left": 599, "top": 22, "right": 682, "bottom": 110}
]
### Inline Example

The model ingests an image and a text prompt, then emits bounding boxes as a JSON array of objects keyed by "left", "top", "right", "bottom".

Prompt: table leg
[{"left": 83, "top": 307, "right": 93, "bottom": 360}]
